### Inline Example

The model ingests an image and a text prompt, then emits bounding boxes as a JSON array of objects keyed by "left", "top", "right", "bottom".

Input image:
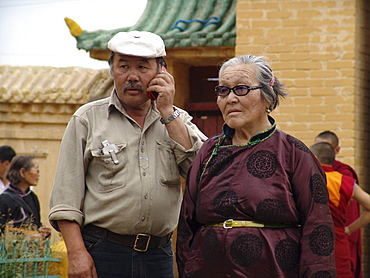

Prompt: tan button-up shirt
[{"left": 49, "top": 91, "right": 206, "bottom": 236}]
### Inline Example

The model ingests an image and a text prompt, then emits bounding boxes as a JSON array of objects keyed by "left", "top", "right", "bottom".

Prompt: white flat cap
[{"left": 107, "top": 31, "right": 166, "bottom": 58}]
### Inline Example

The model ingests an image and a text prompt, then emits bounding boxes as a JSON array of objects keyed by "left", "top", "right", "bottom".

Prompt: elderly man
[{"left": 49, "top": 31, "right": 206, "bottom": 278}]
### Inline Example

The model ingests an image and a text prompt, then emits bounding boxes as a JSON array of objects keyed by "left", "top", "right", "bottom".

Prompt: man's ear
[{"left": 334, "top": 146, "right": 340, "bottom": 155}]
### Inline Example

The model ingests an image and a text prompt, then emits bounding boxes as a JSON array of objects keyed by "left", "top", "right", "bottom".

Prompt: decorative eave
[
  {"left": 89, "top": 45, "right": 235, "bottom": 65},
  {"left": 65, "top": 0, "right": 236, "bottom": 61}
]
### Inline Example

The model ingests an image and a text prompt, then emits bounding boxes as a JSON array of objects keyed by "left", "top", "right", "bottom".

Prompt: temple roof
[
  {"left": 0, "top": 66, "right": 113, "bottom": 104},
  {"left": 69, "top": 0, "right": 236, "bottom": 51}
]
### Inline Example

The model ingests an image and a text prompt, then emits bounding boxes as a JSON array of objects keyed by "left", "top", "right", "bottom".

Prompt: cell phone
[{"left": 148, "top": 66, "right": 167, "bottom": 100}]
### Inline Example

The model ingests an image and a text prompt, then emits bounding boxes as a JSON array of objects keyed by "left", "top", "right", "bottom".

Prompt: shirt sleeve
[
  {"left": 48, "top": 115, "right": 87, "bottom": 231},
  {"left": 170, "top": 108, "right": 207, "bottom": 178},
  {"left": 290, "top": 146, "right": 336, "bottom": 276},
  {"left": 176, "top": 141, "right": 209, "bottom": 277}
]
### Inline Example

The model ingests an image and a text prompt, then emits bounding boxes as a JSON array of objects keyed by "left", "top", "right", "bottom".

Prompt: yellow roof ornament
[{"left": 64, "top": 17, "right": 83, "bottom": 37}]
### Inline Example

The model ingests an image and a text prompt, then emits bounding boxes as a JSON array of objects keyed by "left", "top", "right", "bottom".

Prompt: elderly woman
[
  {"left": 176, "top": 55, "right": 336, "bottom": 277},
  {"left": 0, "top": 155, "right": 50, "bottom": 238}
]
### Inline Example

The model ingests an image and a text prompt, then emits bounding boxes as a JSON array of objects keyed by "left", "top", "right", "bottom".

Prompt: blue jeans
[{"left": 83, "top": 233, "right": 174, "bottom": 278}]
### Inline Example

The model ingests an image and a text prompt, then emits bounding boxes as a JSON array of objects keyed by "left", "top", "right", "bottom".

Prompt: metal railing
[{"left": 0, "top": 238, "right": 60, "bottom": 278}]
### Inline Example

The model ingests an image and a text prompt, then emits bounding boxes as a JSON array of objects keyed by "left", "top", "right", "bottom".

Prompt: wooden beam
[{"left": 90, "top": 46, "right": 235, "bottom": 65}]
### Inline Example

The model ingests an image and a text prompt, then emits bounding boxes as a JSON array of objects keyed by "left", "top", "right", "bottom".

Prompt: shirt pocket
[
  {"left": 90, "top": 142, "right": 128, "bottom": 192},
  {"left": 156, "top": 140, "right": 181, "bottom": 187}
]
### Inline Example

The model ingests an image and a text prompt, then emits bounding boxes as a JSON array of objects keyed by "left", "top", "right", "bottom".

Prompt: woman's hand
[{"left": 39, "top": 225, "right": 52, "bottom": 240}]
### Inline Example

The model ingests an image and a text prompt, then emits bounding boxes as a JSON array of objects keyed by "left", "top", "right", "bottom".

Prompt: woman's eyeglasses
[{"left": 215, "top": 85, "right": 262, "bottom": 97}]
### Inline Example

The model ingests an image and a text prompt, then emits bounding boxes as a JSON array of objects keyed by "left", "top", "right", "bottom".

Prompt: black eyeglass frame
[{"left": 214, "top": 85, "right": 262, "bottom": 97}]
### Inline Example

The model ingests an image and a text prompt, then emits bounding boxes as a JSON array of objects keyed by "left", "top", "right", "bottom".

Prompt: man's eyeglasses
[{"left": 215, "top": 85, "right": 262, "bottom": 97}]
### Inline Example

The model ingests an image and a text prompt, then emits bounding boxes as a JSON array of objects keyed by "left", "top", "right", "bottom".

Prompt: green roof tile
[{"left": 74, "top": 0, "right": 236, "bottom": 51}]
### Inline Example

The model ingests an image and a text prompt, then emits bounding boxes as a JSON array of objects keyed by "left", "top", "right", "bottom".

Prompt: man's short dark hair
[
  {"left": 0, "top": 145, "right": 16, "bottom": 163},
  {"left": 310, "top": 142, "right": 335, "bottom": 166},
  {"left": 315, "top": 131, "right": 339, "bottom": 148}
]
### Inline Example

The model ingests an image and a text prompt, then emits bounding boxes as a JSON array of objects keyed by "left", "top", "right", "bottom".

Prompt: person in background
[
  {"left": 310, "top": 142, "right": 370, "bottom": 278},
  {"left": 0, "top": 155, "right": 51, "bottom": 240},
  {"left": 49, "top": 31, "right": 206, "bottom": 278},
  {"left": 0, "top": 145, "right": 16, "bottom": 194},
  {"left": 176, "top": 54, "right": 336, "bottom": 277},
  {"left": 315, "top": 130, "right": 362, "bottom": 278}
]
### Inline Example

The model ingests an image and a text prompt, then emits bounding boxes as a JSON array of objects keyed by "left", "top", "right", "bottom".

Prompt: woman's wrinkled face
[
  {"left": 217, "top": 64, "right": 269, "bottom": 131},
  {"left": 23, "top": 159, "right": 40, "bottom": 186}
]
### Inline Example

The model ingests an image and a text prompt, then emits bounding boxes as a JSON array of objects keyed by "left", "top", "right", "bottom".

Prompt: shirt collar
[
  {"left": 108, "top": 90, "right": 125, "bottom": 117},
  {"left": 107, "top": 89, "right": 161, "bottom": 123}
]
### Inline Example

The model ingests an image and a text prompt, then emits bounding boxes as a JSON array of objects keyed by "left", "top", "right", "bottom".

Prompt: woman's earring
[{"left": 266, "top": 108, "right": 271, "bottom": 113}]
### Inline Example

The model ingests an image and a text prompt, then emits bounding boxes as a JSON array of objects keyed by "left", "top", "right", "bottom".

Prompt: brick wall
[
  {"left": 237, "top": 0, "right": 370, "bottom": 274},
  {"left": 355, "top": 0, "right": 370, "bottom": 275},
  {"left": 236, "top": 0, "right": 356, "bottom": 151}
]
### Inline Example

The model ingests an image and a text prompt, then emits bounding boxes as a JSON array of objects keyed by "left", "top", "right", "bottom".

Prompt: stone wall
[
  {"left": 0, "top": 66, "right": 113, "bottom": 242},
  {"left": 0, "top": 102, "right": 80, "bottom": 241}
]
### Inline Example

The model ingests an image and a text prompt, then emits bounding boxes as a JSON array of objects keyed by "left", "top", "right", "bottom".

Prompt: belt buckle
[
  {"left": 223, "top": 219, "right": 233, "bottom": 229},
  {"left": 134, "top": 233, "right": 151, "bottom": 252}
]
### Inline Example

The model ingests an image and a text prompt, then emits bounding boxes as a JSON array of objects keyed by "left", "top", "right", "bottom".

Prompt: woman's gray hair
[
  {"left": 6, "top": 155, "right": 35, "bottom": 185},
  {"left": 219, "top": 55, "right": 287, "bottom": 111}
]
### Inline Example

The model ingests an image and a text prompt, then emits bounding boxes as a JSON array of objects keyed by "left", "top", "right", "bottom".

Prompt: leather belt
[
  {"left": 82, "top": 224, "right": 172, "bottom": 252},
  {"left": 206, "top": 219, "right": 301, "bottom": 229}
]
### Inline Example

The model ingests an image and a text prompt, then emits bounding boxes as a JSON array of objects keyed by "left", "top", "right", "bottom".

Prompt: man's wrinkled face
[{"left": 112, "top": 54, "right": 158, "bottom": 109}]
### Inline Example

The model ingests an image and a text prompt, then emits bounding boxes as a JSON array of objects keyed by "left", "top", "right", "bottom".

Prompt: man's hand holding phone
[
  {"left": 147, "top": 65, "right": 175, "bottom": 119},
  {"left": 147, "top": 65, "right": 168, "bottom": 100}
]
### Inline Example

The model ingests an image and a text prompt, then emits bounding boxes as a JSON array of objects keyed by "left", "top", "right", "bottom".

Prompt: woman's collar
[
  {"left": 222, "top": 115, "right": 276, "bottom": 145},
  {"left": 8, "top": 184, "right": 32, "bottom": 197}
]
